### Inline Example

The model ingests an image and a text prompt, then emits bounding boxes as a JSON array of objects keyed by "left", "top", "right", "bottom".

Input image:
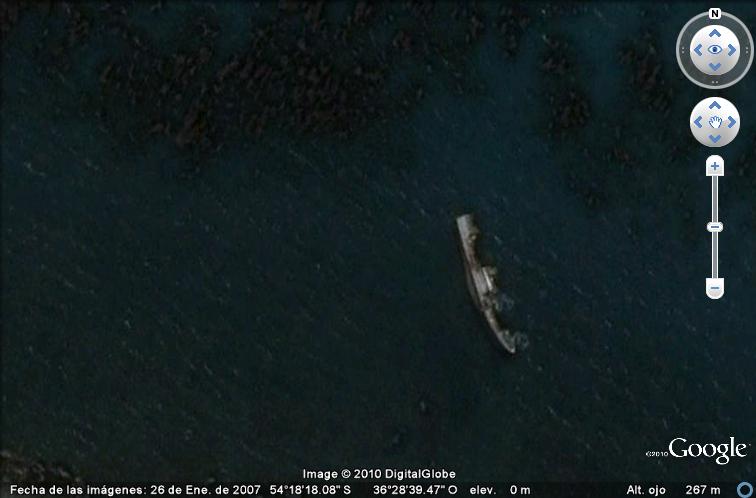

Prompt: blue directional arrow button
[
  {"left": 686, "top": 24, "right": 745, "bottom": 80},
  {"left": 691, "top": 97, "right": 739, "bottom": 147}
]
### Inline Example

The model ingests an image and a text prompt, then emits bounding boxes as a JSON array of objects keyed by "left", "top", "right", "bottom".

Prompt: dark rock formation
[{"left": 0, "top": 450, "right": 80, "bottom": 484}]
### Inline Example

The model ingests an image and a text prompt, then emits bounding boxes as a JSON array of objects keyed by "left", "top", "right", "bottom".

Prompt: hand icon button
[
  {"left": 690, "top": 98, "right": 740, "bottom": 147},
  {"left": 709, "top": 116, "right": 723, "bottom": 128}
]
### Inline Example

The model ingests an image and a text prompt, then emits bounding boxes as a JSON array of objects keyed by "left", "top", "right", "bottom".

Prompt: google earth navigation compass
[
  {"left": 677, "top": 8, "right": 753, "bottom": 299},
  {"left": 677, "top": 9, "right": 753, "bottom": 89}
]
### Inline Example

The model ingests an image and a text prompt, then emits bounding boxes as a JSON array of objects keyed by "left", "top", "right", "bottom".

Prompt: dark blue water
[{"left": 2, "top": 1, "right": 754, "bottom": 482}]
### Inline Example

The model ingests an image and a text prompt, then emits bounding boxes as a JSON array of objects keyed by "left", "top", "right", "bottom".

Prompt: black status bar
[{"left": 4, "top": 482, "right": 754, "bottom": 498}]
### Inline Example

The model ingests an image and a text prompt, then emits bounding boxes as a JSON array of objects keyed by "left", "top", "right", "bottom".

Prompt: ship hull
[{"left": 456, "top": 214, "right": 516, "bottom": 354}]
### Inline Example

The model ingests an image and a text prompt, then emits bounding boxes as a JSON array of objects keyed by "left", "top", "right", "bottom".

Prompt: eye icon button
[{"left": 708, "top": 44, "right": 723, "bottom": 54}]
